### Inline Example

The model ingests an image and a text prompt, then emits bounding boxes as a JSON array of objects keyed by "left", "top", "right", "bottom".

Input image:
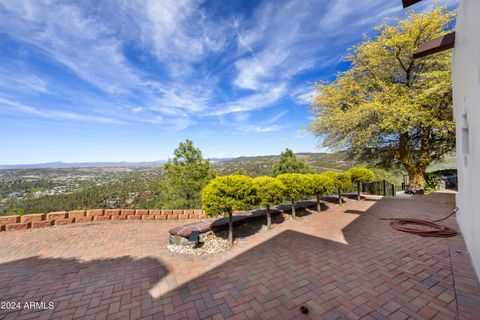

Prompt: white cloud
[
  {"left": 0, "top": 66, "right": 50, "bottom": 94},
  {"left": 231, "top": 109, "right": 287, "bottom": 133},
  {"left": 290, "top": 86, "right": 314, "bottom": 105},
  {"left": 0, "top": 1, "right": 142, "bottom": 94},
  {"left": 0, "top": 96, "right": 123, "bottom": 124},
  {"left": 237, "top": 124, "right": 281, "bottom": 133},
  {"left": 209, "top": 84, "right": 287, "bottom": 116},
  {"left": 264, "top": 110, "right": 288, "bottom": 125}
]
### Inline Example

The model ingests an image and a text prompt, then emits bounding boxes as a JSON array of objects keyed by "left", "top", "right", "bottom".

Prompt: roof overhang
[
  {"left": 413, "top": 32, "right": 456, "bottom": 59},
  {"left": 402, "top": 0, "right": 423, "bottom": 8}
]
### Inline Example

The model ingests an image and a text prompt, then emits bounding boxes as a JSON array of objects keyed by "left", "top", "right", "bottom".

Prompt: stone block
[
  {"left": 21, "top": 214, "right": 45, "bottom": 223},
  {"left": 141, "top": 215, "right": 155, "bottom": 220},
  {"left": 154, "top": 215, "right": 167, "bottom": 220},
  {"left": 121, "top": 209, "right": 135, "bottom": 216},
  {"left": 111, "top": 215, "right": 126, "bottom": 220},
  {"left": 68, "top": 210, "right": 86, "bottom": 219},
  {"left": 167, "top": 214, "right": 178, "bottom": 220},
  {"left": 94, "top": 216, "right": 111, "bottom": 221},
  {"left": 32, "top": 221, "right": 53, "bottom": 228},
  {"left": 162, "top": 210, "right": 173, "bottom": 215},
  {"left": 189, "top": 213, "right": 201, "bottom": 219},
  {"left": 135, "top": 209, "right": 149, "bottom": 215},
  {"left": 0, "top": 215, "right": 20, "bottom": 225},
  {"left": 104, "top": 209, "right": 120, "bottom": 216},
  {"left": 75, "top": 216, "right": 92, "bottom": 223},
  {"left": 86, "top": 209, "right": 103, "bottom": 217},
  {"left": 6, "top": 223, "right": 29, "bottom": 231},
  {"left": 46, "top": 211, "right": 67, "bottom": 220},
  {"left": 149, "top": 210, "right": 161, "bottom": 215},
  {"left": 127, "top": 215, "right": 141, "bottom": 220},
  {"left": 55, "top": 218, "right": 75, "bottom": 226}
]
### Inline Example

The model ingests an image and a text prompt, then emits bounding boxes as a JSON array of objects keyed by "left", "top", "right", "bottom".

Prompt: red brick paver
[{"left": 0, "top": 192, "right": 479, "bottom": 319}]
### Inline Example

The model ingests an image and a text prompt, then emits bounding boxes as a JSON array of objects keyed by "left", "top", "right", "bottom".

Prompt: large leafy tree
[
  {"left": 309, "top": 7, "right": 455, "bottom": 193},
  {"left": 202, "top": 175, "right": 257, "bottom": 246},
  {"left": 157, "top": 140, "right": 215, "bottom": 209},
  {"left": 272, "top": 148, "right": 312, "bottom": 176}
]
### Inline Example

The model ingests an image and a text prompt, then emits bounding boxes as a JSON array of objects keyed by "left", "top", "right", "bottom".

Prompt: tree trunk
[
  {"left": 228, "top": 212, "right": 233, "bottom": 246},
  {"left": 316, "top": 194, "right": 321, "bottom": 213},
  {"left": 357, "top": 181, "right": 361, "bottom": 200},
  {"left": 398, "top": 131, "right": 430, "bottom": 194},
  {"left": 338, "top": 188, "right": 343, "bottom": 205},
  {"left": 407, "top": 169, "right": 426, "bottom": 193},
  {"left": 291, "top": 199, "right": 296, "bottom": 219},
  {"left": 266, "top": 205, "right": 271, "bottom": 230}
]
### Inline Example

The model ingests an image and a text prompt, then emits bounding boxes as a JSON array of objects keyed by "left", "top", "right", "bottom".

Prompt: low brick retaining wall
[{"left": 0, "top": 209, "right": 210, "bottom": 232}]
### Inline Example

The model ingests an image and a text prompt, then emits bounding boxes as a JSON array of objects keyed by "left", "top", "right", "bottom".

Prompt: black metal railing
[{"left": 362, "top": 180, "right": 395, "bottom": 197}]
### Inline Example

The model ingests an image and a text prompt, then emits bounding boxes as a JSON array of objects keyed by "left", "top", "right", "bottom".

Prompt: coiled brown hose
[{"left": 381, "top": 207, "right": 458, "bottom": 237}]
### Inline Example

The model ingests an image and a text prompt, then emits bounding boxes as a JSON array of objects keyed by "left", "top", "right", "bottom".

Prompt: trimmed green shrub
[
  {"left": 304, "top": 173, "right": 334, "bottom": 213},
  {"left": 202, "top": 175, "right": 256, "bottom": 246},
  {"left": 276, "top": 173, "right": 306, "bottom": 219},
  {"left": 253, "top": 176, "right": 286, "bottom": 230},
  {"left": 347, "top": 167, "right": 375, "bottom": 200},
  {"left": 323, "top": 171, "right": 352, "bottom": 204}
]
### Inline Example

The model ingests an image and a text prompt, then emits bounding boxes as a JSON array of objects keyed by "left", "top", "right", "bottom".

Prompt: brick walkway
[{"left": 0, "top": 193, "right": 479, "bottom": 319}]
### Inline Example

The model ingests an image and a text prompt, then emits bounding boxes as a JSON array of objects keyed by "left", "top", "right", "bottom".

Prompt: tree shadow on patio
[
  {"left": 152, "top": 193, "right": 477, "bottom": 319},
  {"left": 0, "top": 255, "right": 169, "bottom": 319}
]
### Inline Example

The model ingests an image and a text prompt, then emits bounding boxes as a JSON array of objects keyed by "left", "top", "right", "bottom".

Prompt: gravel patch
[
  {"left": 167, "top": 232, "right": 231, "bottom": 255},
  {"left": 167, "top": 210, "right": 313, "bottom": 255}
]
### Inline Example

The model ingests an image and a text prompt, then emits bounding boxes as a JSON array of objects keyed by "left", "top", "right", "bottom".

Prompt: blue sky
[{"left": 0, "top": 0, "right": 458, "bottom": 164}]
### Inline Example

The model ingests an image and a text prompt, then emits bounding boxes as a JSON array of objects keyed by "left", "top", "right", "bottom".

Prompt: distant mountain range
[
  {"left": 0, "top": 152, "right": 456, "bottom": 173},
  {"left": 0, "top": 158, "right": 235, "bottom": 169},
  {"left": 0, "top": 161, "right": 166, "bottom": 169}
]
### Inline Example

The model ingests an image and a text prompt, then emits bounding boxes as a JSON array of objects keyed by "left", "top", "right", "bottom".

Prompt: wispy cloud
[
  {"left": 0, "top": 0, "right": 457, "bottom": 134},
  {"left": 0, "top": 96, "right": 124, "bottom": 124}
]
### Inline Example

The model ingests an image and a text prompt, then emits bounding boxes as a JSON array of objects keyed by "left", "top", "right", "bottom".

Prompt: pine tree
[
  {"left": 157, "top": 140, "right": 215, "bottom": 209},
  {"left": 272, "top": 149, "right": 312, "bottom": 176}
]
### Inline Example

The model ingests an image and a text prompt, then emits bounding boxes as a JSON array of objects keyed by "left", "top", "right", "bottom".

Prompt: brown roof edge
[
  {"left": 402, "top": 0, "right": 423, "bottom": 8},
  {"left": 413, "top": 32, "right": 456, "bottom": 59}
]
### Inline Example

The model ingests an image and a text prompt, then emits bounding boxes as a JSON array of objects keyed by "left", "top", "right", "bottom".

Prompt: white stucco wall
[{"left": 453, "top": 0, "right": 480, "bottom": 279}]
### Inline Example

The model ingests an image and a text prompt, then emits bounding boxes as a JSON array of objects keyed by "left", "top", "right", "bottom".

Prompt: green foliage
[
  {"left": 253, "top": 176, "right": 285, "bottom": 207},
  {"left": 304, "top": 173, "right": 334, "bottom": 196},
  {"left": 309, "top": 7, "right": 455, "bottom": 191},
  {"left": 157, "top": 140, "right": 215, "bottom": 209},
  {"left": 323, "top": 171, "right": 352, "bottom": 191},
  {"left": 0, "top": 169, "right": 162, "bottom": 216},
  {"left": 347, "top": 167, "right": 375, "bottom": 184},
  {"left": 201, "top": 175, "right": 257, "bottom": 217},
  {"left": 272, "top": 149, "right": 312, "bottom": 176},
  {"left": 370, "top": 168, "right": 401, "bottom": 188},
  {"left": 276, "top": 173, "right": 306, "bottom": 201},
  {"left": 8, "top": 207, "right": 25, "bottom": 215},
  {"left": 425, "top": 169, "right": 457, "bottom": 192}
]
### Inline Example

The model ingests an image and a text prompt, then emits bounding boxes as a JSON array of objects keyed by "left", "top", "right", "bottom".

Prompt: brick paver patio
[{"left": 0, "top": 192, "right": 479, "bottom": 319}]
